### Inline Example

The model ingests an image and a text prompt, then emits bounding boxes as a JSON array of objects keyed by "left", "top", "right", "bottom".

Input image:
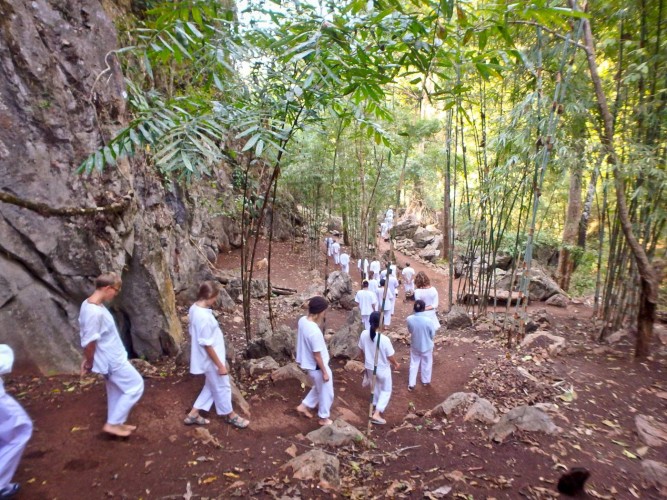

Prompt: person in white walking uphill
[
  {"left": 339, "top": 248, "right": 350, "bottom": 273},
  {"left": 355, "top": 280, "right": 378, "bottom": 330},
  {"left": 406, "top": 300, "right": 436, "bottom": 391},
  {"left": 331, "top": 239, "right": 341, "bottom": 265}
]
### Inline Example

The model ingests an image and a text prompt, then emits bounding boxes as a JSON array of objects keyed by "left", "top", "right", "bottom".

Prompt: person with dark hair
[
  {"left": 369, "top": 258, "right": 381, "bottom": 278},
  {"left": 414, "top": 271, "right": 440, "bottom": 331},
  {"left": 331, "top": 239, "right": 341, "bottom": 265},
  {"left": 358, "top": 312, "right": 399, "bottom": 425},
  {"left": 296, "top": 297, "right": 334, "bottom": 426},
  {"left": 0, "top": 345, "right": 32, "bottom": 498},
  {"left": 401, "top": 262, "right": 415, "bottom": 297},
  {"left": 79, "top": 272, "right": 144, "bottom": 437},
  {"left": 185, "top": 281, "right": 249, "bottom": 429},
  {"left": 406, "top": 300, "right": 435, "bottom": 391},
  {"left": 339, "top": 247, "right": 350, "bottom": 273},
  {"left": 355, "top": 280, "right": 378, "bottom": 330}
]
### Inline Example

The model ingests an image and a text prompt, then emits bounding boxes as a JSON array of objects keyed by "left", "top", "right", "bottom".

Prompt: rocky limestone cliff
[{"left": 0, "top": 0, "right": 243, "bottom": 373}]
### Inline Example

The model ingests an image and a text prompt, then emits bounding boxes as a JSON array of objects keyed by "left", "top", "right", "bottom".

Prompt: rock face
[
  {"left": 496, "top": 267, "right": 566, "bottom": 301},
  {"left": 270, "top": 362, "right": 312, "bottom": 387},
  {"left": 246, "top": 321, "right": 296, "bottom": 363},
  {"left": 393, "top": 214, "right": 420, "bottom": 240},
  {"left": 0, "top": 0, "right": 248, "bottom": 373},
  {"left": 545, "top": 294, "right": 568, "bottom": 308}
]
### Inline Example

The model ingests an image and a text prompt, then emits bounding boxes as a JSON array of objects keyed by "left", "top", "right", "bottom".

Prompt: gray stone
[
  {"left": 329, "top": 309, "right": 363, "bottom": 359},
  {"left": 545, "top": 294, "right": 568, "bottom": 308},
  {"left": 429, "top": 392, "right": 498, "bottom": 424},
  {"left": 284, "top": 449, "right": 340, "bottom": 488},
  {"left": 444, "top": 306, "right": 472, "bottom": 329},
  {"left": 642, "top": 460, "right": 667, "bottom": 495},
  {"left": 635, "top": 414, "right": 667, "bottom": 447},
  {"left": 419, "top": 246, "right": 441, "bottom": 263},
  {"left": 413, "top": 227, "right": 436, "bottom": 248},
  {"left": 270, "top": 362, "right": 312, "bottom": 387},
  {"left": 246, "top": 322, "right": 296, "bottom": 363},
  {"left": 490, "top": 405, "right": 562, "bottom": 443},
  {"left": 325, "top": 271, "right": 353, "bottom": 305},
  {"left": 520, "top": 330, "right": 566, "bottom": 356},
  {"left": 393, "top": 214, "right": 420, "bottom": 240},
  {"left": 496, "top": 266, "right": 566, "bottom": 301},
  {"left": 244, "top": 356, "right": 280, "bottom": 377},
  {"left": 225, "top": 277, "right": 268, "bottom": 302},
  {"left": 344, "top": 360, "right": 365, "bottom": 373},
  {"left": 306, "top": 419, "right": 367, "bottom": 447}
]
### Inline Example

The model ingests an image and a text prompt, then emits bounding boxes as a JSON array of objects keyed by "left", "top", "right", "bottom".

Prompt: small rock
[
  {"left": 635, "top": 414, "right": 667, "bottom": 447},
  {"left": 605, "top": 329, "right": 630, "bottom": 345},
  {"left": 429, "top": 392, "right": 498, "bottom": 424},
  {"left": 444, "top": 306, "right": 472, "bottom": 330},
  {"left": 328, "top": 309, "right": 363, "bottom": 359},
  {"left": 490, "top": 405, "right": 562, "bottom": 443},
  {"left": 231, "top": 379, "right": 251, "bottom": 416},
  {"left": 642, "top": 460, "right": 667, "bottom": 495},
  {"left": 344, "top": 360, "right": 365, "bottom": 373},
  {"left": 306, "top": 419, "right": 367, "bottom": 448},
  {"left": 520, "top": 330, "right": 566, "bottom": 356},
  {"left": 545, "top": 294, "right": 568, "bottom": 308},
  {"left": 244, "top": 356, "right": 280, "bottom": 377},
  {"left": 284, "top": 449, "right": 340, "bottom": 488},
  {"left": 270, "top": 363, "right": 313, "bottom": 387}
]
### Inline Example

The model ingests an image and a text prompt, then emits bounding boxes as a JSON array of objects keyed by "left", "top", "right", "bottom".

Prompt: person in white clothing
[
  {"left": 354, "top": 281, "right": 378, "bottom": 330},
  {"left": 378, "top": 277, "right": 395, "bottom": 326},
  {"left": 358, "top": 312, "right": 399, "bottom": 425},
  {"left": 414, "top": 271, "right": 441, "bottom": 331},
  {"left": 184, "top": 282, "right": 249, "bottom": 429},
  {"left": 386, "top": 269, "right": 399, "bottom": 314},
  {"left": 402, "top": 263, "right": 415, "bottom": 297},
  {"left": 79, "top": 272, "right": 144, "bottom": 438},
  {"left": 357, "top": 258, "right": 369, "bottom": 280},
  {"left": 339, "top": 249, "right": 350, "bottom": 273},
  {"left": 380, "top": 222, "right": 389, "bottom": 240},
  {"left": 325, "top": 236, "right": 334, "bottom": 256},
  {"left": 369, "top": 260, "right": 381, "bottom": 278},
  {"left": 331, "top": 239, "right": 341, "bottom": 264},
  {"left": 0, "top": 345, "right": 32, "bottom": 498},
  {"left": 406, "top": 300, "right": 436, "bottom": 390},
  {"left": 296, "top": 297, "right": 334, "bottom": 426}
]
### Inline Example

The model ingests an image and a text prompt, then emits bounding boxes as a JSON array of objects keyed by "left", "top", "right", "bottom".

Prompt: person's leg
[
  {"left": 362, "top": 315, "right": 370, "bottom": 330},
  {"left": 384, "top": 310, "right": 391, "bottom": 326},
  {"left": 408, "top": 349, "right": 420, "bottom": 388},
  {"left": 191, "top": 376, "right": 214, "bottom": 414},
  {"left": 421, "top": 350, "right": 433, "bottom": 384},
  {"left": 300, "top": 370, "right": 322, "bottom": 412},
  {"left": 107, "top": 362, "right": 144, "bottom": 427},
  {"left": 0, "top": 394, "right": 32, "bottom": 490},
  {"left": 317, "top": 368, "right": 334, "bottom": 425},
  {"left": 375, "top": 369, "right": 392, "bottom": 414}
]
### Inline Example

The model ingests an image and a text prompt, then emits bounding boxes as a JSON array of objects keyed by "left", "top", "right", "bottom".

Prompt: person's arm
[
  {"left": 0, "top": 345, "right": 14, "bottom": 376},
  {"left": 388, "top": 354, "right": 400, "bottom": 371},
  {"left": 204, "top": 345, "right": 227, "bottom": 375},
  {"left": 81, "top": 341, "right": 96, "bottom": 375},
  {"left": 313, "top": 351, "right": 329, "bottom": 382}
]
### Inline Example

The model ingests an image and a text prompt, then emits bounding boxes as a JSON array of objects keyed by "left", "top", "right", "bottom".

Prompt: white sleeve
[
  {"left": 431, "top": 288, "right": 439, "bottom": 309},
  {"left": 0, "top": 344, "right": 14, "bottom": 375},
  {"left": 80, "top": 310, "right": 103, "bottom": 348},
  {"left": 197, "top": 316, "right": 218, "bottom": 347},
  {"left": 384, "top": 338, "right": 395, "bottom": 358},
  {"left": 355, "top": 291, "right": 361, "bottom": 304}
]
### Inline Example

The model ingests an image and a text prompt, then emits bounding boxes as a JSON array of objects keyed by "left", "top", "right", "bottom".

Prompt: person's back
[
  {"left": 402, "top": 266, "right": 415, "bottom": 283},
  {"left": 358, "top": 330, "right": 393, "bottom": 370},
  {"left": 407, "top": 312, "right": 435, "bottom": 352},
  {"left": 355, "top": 289, "right": 377, "bottom": 316}
]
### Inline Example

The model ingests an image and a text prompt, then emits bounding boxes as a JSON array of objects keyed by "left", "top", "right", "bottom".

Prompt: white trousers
[
  {"left": 334, "top": 254, "right": 340, "bottom": 264},
  {"left": 383, "top": 310, "right": 392, "bottom": 326},
  {"left": 0, "top": 393, "right": 32, "bottom": 489},
  {"left": 341, "top": 263, "right": 349, "bottom": 273},
  {"left": 193, "top": 369, "right": 233, "bottom": 415},
  {"left": 409, "top": 349, "right": 433, "bottom": 386},
  {"left": 361, "top": 314, "right": 370, "bottom": 330},
  {"left": 302, "top": 367, "right": 334, "bottom": 419},
  {"left": 105, "top": 362, "right": 144, "bottom": 425},
  {"left": 367, "top": 368, "right": 392, "bottom": 413},
  {"left": 404, "top": 282, "right": 414, "bottom": 294}
]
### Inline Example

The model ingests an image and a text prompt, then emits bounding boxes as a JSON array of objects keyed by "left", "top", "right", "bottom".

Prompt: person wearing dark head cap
[
  {"left": 295, "top": 296, "right": 334, "bottom": 426},
  {"left": 406, "top": 300, "right": 435, "bottom": 391}
]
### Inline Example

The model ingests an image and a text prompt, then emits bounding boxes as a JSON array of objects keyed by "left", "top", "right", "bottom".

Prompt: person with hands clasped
[
  {"left": 184, "top": 281, "right": 249, "bottom": 429},
  {"left": 295, "top": 296, "right": 334, "bottom": 426},
  {"left": 79, "top": 272, "right": 144, "bottom": 438}
]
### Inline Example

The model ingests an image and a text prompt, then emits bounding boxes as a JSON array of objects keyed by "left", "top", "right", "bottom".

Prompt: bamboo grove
[{"left": 84, "top": 0, "right": 665, "bottom": 357}]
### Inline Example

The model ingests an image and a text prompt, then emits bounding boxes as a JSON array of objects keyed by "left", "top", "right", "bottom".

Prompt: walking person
[
  {"left": 331, "top": 239, "right": 341, "bottom": 265},
  {"left": 357, "top": 258, "right": 369, "bottom": 280},
  {"left": 79, "top": 272, "right": 144, "bottom": 437},
  {"left": 378, "top": 278, "right": 396, "bottom": 326},
  {"left": 325, "top": 236, "right": 334, "bottom": 257},
  {"left": 339, "top": 248, "right": 350, "bottom": 274},
  {"left": 184, "top": 281, "right": 249, "bottom": 429},
  {"left": 386, "top": 268, "right": 399, "bottom": 314},
  {"left": 401, "top": 262, "right": 415, "bottom": 298},
  {"left": 355, "top": 280, "right": 378, "bottom": 330},
  {"left": 296, "top": 297, "right": 334, "bottom": 426},
  {"left": 413, "top": 271, "right": 440, "bottom": 331},
  {"left": 358, "top": 312, "right": 399, "bottom": 425},
  {"left": 0, "top": 345, "right": 33, "bottom": 498},
  {"left": 369, "top": 259, "right": 381, "bottom": 279},
  {"left": 406, "top": 300, "right": 435, "bottom": 391}
]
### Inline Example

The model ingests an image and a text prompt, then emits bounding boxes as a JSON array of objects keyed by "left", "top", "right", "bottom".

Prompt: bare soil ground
[{"left": 7, "top": 239, "right": 667, "bottom": 499}]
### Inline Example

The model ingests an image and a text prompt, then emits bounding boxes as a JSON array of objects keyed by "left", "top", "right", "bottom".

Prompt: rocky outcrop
[
  {"left": 329, "top": 308, "right": 363, "bottom": 359},
  {"left": 325, "top": 271, "right": 353, "bottom": 306},
  {"left": 0, "top": 0, "right": 240, "bottom": 373}
]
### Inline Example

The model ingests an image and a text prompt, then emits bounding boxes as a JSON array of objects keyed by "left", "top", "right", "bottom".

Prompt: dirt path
[{"left": 7, "top": 238, "right": 667, "bottom": 499}]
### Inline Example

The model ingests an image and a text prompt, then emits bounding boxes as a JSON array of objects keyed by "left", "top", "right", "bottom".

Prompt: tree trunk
[
  {"left": 578, "top": 4, "right": 659, "bottom": 358},
  {"left": 557, "top": 153, "right": 583, "bottom": 291},
  {"left": 577, "top": 159, "right": 600, "bottom": 248}
]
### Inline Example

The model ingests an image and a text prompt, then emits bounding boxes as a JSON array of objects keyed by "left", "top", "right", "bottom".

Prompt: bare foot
[
  {"left": 318, "top": 418, "right": 333, "bottom": 426},
  {"left": 103, "top": 423, "right": 132, "bottom": 437},
  {"left": 296, "top": 404, "right": 314, "bottom": 419},
  {"left": 121, "top": 424, "right": 137, "bottom": 432}
]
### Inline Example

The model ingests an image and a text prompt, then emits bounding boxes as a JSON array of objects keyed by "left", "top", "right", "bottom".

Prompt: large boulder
[
  {"left": 246, "top": 320, "right": 296, "bottom": 363},
  {"left": 443, "top": 306, "right": 472, "bottom": 329},
  {"left": 393, "top": 214, "right": 420, "bottom": 240},
  {"left": 325, "top": 271, "right": 353, "bottom": 306},
  {"left": 642, "top": 460, "right": 667, "bottom": 495},
  {"left": 225, "top": 277, "right": 268, "bottom": 302},
  {"left": 496, "top": 266, "right": 566, "bottom": 301},
  {"left": 545, "top": 294, "right": 568, "bottom": 308},
  {"left": 270, "top": 362, "right": 312, "bottom": 387},
  {"left": 419, "top": 246, "right": 441, "bottom": 263},
  {"left": 329, "top": 308, "right": 364, "bottom": 359},
  {"left": 243, "top": 356, "right": 280, "bottom": 377},
  {"left": 429, "top": 392, "right": 498, "bottom": 424},
  {"left": 413, "top": 227, "right": 436, "bottom": 248},
  {"left": 490, "top": 405, "right": 562, "bottom": 442}
]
